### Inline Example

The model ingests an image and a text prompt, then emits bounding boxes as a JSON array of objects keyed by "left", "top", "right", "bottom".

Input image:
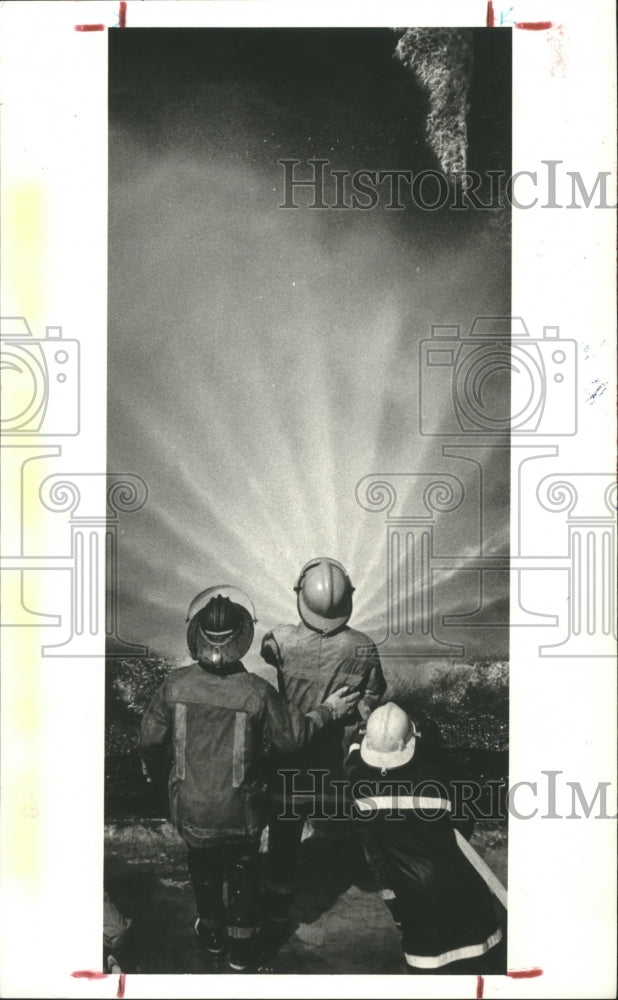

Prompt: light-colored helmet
[
  {"left": 360, "top": 703, "right": 420, "bottom": 770},
  {"left": 186, "top": 585, "right": 257, "bottom": 666},
  {"left": 294, "top": 557, "right": 355, "bottom": 634}
]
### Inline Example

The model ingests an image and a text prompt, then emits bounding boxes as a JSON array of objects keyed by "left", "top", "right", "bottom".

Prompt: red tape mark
[
  {"left": 515, "top": 21, "right": 553, "bottom": 30},
  {"left": 486, "top": 1, "right": 495, "bottom": 27},
  {"left": 476, "top": 974, "right": 485, "bottom": 998},
  {"left": 71, "top": 971, "right": 108, "bottom": 979},
  {"left": 117, "top": 972, "right": 127, "bottom": 998},
  {"left": 508, "top": 968, "right": 544, "bottom": 978},
  {"left": 119, "top": 1, "right": 127, "bottom": 28},
  {"left": 74, "top": 24, "right": 106, "bottom": 31}
]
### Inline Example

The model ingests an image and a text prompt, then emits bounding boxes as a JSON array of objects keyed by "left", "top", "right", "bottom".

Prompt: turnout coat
[
  {"left": 261, "top": 622, "right": 386, "bottom": 798},
  {"left": 344, "top": 737, "right": 503, "bottom": 972},
  {"left": 138, "top": 660, "right": 332, "bottom": 847}
]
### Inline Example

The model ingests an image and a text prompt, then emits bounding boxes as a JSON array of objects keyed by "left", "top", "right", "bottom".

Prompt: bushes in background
[{"left": 382, "top": 659, "right": 508, "bottom": 752}]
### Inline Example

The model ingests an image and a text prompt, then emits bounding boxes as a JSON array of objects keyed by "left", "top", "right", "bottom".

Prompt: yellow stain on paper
[
  {"left": 4, "top": 183, "right": 47, "bottom": 323},
  {"left": 2, "top": 183, "right": 48, "bottom": 886}
]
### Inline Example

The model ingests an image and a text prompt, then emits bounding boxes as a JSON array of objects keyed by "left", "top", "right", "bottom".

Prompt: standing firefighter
[
  {"left": 138, "top": 585, "right": 359, "bottom": 972},
  {"left": 345, "top": 703, "right": 506, "bottom": 975},
  {"left": 260, "top": 557, "right": 386, "bottom": 920}
]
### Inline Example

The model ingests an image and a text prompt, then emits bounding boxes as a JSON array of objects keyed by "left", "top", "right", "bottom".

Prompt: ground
[{"left": 104, "top": 818, "right": 507, "bottom": 975}]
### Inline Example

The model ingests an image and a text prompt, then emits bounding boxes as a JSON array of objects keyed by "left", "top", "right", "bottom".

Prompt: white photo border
[{"left": 0, "top": 2, "right": 616, "bottom": 997}]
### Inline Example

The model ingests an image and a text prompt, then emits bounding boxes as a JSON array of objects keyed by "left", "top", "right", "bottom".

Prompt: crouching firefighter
[
  {"left": 138, "top": 585, "right": 360, "bottom": 972},
  {"left": 345, "top": 703, "right": 507, "bottom": 975},
  {"left": 260, "top": 558, "right": 386, "bottom": 922}
]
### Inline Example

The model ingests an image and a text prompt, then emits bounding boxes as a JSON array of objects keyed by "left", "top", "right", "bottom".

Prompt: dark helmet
[
  {"left": 186, "top": 586, "right": 256, "bottom": 666},
  {"left": 294, "top": 557, "right": 354, "bottom": 634},
  {"left": 199, "top": 595, "right": 242, "bottom": 643}
]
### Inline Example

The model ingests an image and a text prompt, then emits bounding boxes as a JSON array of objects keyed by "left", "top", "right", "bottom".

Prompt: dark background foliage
[{"left": 105, "top": 657, "right": 508, "bottom": 820}]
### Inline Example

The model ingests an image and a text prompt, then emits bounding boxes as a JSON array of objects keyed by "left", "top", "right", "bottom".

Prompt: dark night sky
[{"left": 107, "top": 28, "right": 512, "bottom": 664}]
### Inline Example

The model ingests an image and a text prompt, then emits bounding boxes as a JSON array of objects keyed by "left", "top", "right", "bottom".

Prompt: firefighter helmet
[
  {"left": 294, "top": 557, "right": 355, "bottom": 634},
  {"left": 360, "top": 702, "right": 420, "bottom": 769},
  {"left": 186, "top": 585, "right": 256, "bottom": 666}
]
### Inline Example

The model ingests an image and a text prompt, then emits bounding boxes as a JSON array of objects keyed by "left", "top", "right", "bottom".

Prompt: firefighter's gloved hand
[
  {"left": 357, "top": 699, "right": 374, "bottom": 722},
  {"left": 323, "top": 686, "right": 361, "bottom": 720}
]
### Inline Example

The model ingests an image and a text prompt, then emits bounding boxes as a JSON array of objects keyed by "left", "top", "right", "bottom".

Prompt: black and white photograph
[
  {"left": 105, "top": 25, "right": 511, "bottom": 977},
  {"left": 0, "top": 3, "right": 615, "bottom": 998}
]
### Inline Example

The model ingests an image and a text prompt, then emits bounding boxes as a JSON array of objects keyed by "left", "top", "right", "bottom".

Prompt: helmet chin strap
[{"left": 303, "top": 622, "right": 343, "bottom": 637}]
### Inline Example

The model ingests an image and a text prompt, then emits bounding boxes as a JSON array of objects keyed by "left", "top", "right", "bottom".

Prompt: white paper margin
[{"left": 0, "top": 1, "right": 616, "bottom": 997}]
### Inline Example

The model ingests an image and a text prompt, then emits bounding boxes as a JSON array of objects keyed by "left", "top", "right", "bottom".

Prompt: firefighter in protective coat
[
  {"left": 138, "top": 585, "right": 359, "bottom": 972},
  {"left": 345, "top": 703, "right": 506, "bottom": 974},
  {"left": 260, "top": 558, "right": 386, "bottom": 919}
]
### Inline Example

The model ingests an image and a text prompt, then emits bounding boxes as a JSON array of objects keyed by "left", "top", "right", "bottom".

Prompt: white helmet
[
  {"left": 360, "top": 703, "right": 421, "bottom": 770},
  {"left": 294, "top": 557, "right": 354, "bottom": 634}
]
